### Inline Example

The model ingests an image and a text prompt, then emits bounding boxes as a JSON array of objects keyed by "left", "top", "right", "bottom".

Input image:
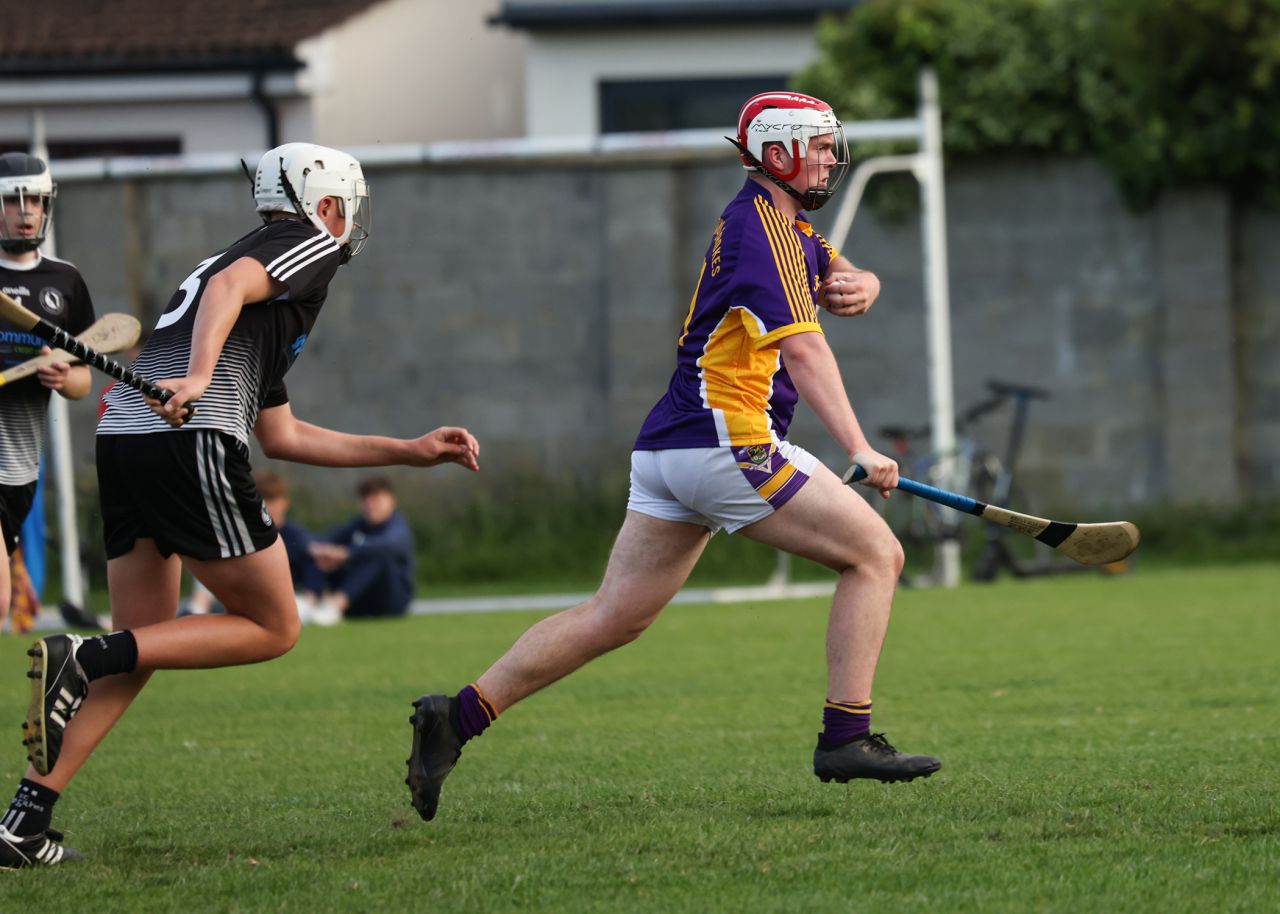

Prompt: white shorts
[{"left": 627, "top": 441, "right": 820, "bottom": 534}]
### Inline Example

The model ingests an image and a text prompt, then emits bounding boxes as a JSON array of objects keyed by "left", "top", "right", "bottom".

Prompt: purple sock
[
  {"left": 819, "top": 699, "right": 872, "bottom": 749},
  {"left": 455, "top": 684, "right": 498, "bottom": 744}
]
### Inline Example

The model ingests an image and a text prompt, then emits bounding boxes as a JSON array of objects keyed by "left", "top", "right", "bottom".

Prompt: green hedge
[
  {"left": 404, "top": 489, "right": 1280, "bottom": 592},
  {"left": 797, "top": 0, "right": 1280, "bottom": 206}
]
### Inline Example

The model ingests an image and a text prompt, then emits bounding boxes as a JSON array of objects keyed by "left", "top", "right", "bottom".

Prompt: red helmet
[{"left": 731, "top": 91, "right": 849, "bottom": 210}]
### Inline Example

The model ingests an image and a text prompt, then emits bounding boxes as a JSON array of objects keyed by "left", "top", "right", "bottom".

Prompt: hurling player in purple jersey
[
  {"left": 7, "top": 144, "right": 479, "bottom": 869},
  {"left": 404, "top": 92, "right": 938, "bottom": 824}
]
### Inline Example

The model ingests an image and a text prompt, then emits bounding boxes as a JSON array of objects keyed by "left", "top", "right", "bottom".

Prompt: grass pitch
[{"left": 2, "top": 563, "right": 1276, "bottom": 913}]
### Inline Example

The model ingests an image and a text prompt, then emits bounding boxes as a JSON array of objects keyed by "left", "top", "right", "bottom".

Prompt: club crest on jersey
[
  {"left": 38, "top": 287, "right": 65, "bottom": 315},
  {"left": 289, "top": 333, "right": 308, "bottom": 361},
  {"left": 736, "top": 444, "right": 776, "bottom": 474}
]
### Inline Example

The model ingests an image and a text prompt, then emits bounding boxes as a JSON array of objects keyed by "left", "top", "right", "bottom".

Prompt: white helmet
[
  {"left": 0, "top": 152, "right": 57, "bottom": 254},
  {"left": 730, "top": 91, "right": 850, "bottom": 210},
  {"left": 253, "top": 143, "right": 370, "bottom": 261}
]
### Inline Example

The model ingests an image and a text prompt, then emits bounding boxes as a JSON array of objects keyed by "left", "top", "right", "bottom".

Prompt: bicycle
[
  {"left": 877, "top": 379, "right": 1130, "bottom": 585},
  {"left": 878, "top": 383, "right": 1008, "bottom": 586}
]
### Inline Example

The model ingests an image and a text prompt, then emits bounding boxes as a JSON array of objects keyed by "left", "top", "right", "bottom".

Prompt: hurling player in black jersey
[
  {"left": 0, "top": 154, "right": 94, "bottom": 639},
  {"left": 4, "top": 144, "right": 479, "bottom": 869}
]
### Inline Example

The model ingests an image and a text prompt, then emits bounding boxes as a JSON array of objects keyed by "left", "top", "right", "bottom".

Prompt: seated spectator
[
  {"left": 258, "top": 470, "right": 325, "bottom": 600},
  {"left": 308, "top": 476, "right": 415, "bottom": 622}
]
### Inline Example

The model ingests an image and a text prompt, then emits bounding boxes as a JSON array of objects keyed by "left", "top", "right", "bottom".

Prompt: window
[
  {"left": 0, "top": 138, "right": 181, "bottom": 159},
  {"left": 600, "top": 76, "right": 790, "bottom": 133}
]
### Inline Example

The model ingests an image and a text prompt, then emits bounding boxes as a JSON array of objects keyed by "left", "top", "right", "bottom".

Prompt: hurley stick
[
  {"left": 0, "top": 312, "right": 141, "bottom": 384},
  {"left": 0, "top": 290, "right": 192, "bottom": 419},
  {"left": 843, "top": 464, "right": 1139, "bottom": 565}
]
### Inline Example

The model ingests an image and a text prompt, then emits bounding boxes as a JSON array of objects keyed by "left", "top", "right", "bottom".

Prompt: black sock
[
  {"left": 2, "top": 779, "right": 59, "bottom": 837},
  {"left": 75, "top": 630, "right": 139, "bottom": 681}
]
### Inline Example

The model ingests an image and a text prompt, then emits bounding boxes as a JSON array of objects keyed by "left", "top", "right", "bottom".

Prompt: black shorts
[
  {"left": 0, "top": 481, "right": 38, "bottom": 554},
  {"left": 97, "top": 431, "right": 278, "bottom": 561}
]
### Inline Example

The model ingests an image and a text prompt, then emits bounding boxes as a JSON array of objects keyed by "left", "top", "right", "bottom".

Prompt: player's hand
[
  {"left": 409, "top": 426, "right": 480, "bottom": 471},
  {"left": 308, "top": 542, "right": 350, "bottom": 572},
  {"left": 849, "top": 447, "right": 898, "bottom": 499},
  {"left": 822, "top": 270, "right": 880, "bottom": 317},
  {"left": 145, "top": 375, "right": 207, "bottom": 427},
  {"left": 34, "top": 345, "right": 73, "bottom": 391}
]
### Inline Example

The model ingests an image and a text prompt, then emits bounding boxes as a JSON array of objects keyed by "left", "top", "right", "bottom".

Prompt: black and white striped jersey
[
  {"left": 0, "top": 254, "right": 96, "bottom": 485},
  {"left": 98, "top": 219, "right": 341, "bottom": 448}
]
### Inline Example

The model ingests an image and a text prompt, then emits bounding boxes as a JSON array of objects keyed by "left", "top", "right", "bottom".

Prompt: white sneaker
[
  {"left": 295, "top": 593, "right": 318, "bottom": 624},
  {"left": 308, "top": 599, "right": 344, "bottom": 627}
]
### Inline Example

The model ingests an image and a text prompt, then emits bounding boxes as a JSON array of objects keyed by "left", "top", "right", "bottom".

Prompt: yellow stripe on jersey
[
  {"left": 797, "top": 219, "right": 842, "bottom": 264},
  {"left": 697, "top": 309, "right": 779, "bottom": 444},
  {"left": 775, "top": 203, "right": 820, "bottom": 323},
  {"left": 757, "top": 462, "right": 798, "bottom": 500},
  {"left": 816, "top": 232, "right": 839, "bottom": 263},
  {"left": 753, "top": 196, "right": 816, "bottom": 326},
  {"left": 677, "top": 260, "right": 707, "bottom": 347},
  {"left": 756, "top": 200, "right": 811, "bottom": 325},
  {"left": 757, "top": 199, "right": 808, "bottom": 323},
  {"left": 752, "top": 197, "right": 814, "bottom": 325}
]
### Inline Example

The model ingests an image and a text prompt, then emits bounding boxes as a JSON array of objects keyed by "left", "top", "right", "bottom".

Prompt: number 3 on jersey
[{"left": 155, "top": 253, "right": 222, "bottom": 330}]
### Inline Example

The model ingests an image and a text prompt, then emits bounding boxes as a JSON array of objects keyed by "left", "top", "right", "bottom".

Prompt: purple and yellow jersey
[{"left": 635, "top": 180, "right": 837, "bottom": 450}]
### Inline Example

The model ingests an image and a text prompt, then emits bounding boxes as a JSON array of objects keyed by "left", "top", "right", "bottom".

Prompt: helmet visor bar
[
  {"left": 0, "top": 187, "right": 56, "bottom": 251},
  {"left": 344, "top": 178, "right": 371, "bottom": 259}
]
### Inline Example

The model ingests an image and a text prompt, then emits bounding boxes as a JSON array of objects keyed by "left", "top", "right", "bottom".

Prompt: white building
[
  {"left": 490, "top": 0, "right": 856, "bottom": 137},
  {"left": 0, "top": 0, "right": 526, "bottom": 157}
]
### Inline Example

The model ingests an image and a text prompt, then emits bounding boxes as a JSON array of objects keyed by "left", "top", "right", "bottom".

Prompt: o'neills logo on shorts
[{"left": 38, "top": 287, "right": 64, "bottom": 315}]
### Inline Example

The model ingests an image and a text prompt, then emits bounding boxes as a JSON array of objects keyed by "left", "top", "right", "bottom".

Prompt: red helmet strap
[
  {"left": 763, "top": 139, "right": 804, "bottom": 181},
  {"left": 726, "top": 135, "right": 823, "bottom": 211}
]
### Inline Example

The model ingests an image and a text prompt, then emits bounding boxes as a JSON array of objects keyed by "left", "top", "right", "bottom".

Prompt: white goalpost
[
  {"left": 32, "top": 110, "right": 87, "bottom": 611},
  {"left": 34, "top": 67, "right": 958, "bottom": 622},
  {"left": 824, "top": 67, "right": 960, "bottom": 588}
]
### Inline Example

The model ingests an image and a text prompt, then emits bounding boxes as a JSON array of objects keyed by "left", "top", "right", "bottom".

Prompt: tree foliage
[{"left": 796, "top": 0, "right": 1280, "bottom": 206}]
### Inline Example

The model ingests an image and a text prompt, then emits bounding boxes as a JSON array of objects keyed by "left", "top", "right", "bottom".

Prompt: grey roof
[
  {"left": 0, "top": 0, "right": 389, "bottom": 75},
  {"left": 492, "top": 0, "right": 857, "bottom": 30}
]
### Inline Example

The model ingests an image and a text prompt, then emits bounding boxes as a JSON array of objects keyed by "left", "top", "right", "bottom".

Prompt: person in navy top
[{"left": 309, "top": 476, "right": 414, "bottom": 621}]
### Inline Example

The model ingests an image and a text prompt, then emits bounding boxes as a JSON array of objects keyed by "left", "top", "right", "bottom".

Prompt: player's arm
[
  {"left": 777, "top": 330, "right": 897, "bottom": 496},
  {"left": 253, "top": 400, "right": 480, "bottom": 472},
  {"left": 35, "top": 349, "right": 91, "bottom": 400},
  {"left": 150, "top": 257, "right": 286, "bottom": 423},
  {"left": 819, "top": 254, "right": 880, "bottom": 318}
]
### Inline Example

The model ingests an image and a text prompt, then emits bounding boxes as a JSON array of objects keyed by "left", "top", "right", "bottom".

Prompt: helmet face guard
[
  {"left": 0, "top": 153, "right": 56, "bottom": 255},
  {"left": 730, "top": 92, "right": 850, "bottom": 211},
  {"left": 340, "top": 178, "right": 371, "bottom": 261}
]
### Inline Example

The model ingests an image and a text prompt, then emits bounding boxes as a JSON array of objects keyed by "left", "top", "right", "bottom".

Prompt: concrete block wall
[{"left": 48, "top": 154, "right": 1278, "bottom": 521}]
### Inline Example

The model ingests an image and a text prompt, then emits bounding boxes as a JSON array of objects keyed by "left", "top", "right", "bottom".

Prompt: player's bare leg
[
  {"left": 22, "top": 539, "right": 299, "bottom": 785},
  {"left": 739, "top": 463, "right": 900, "bottom": 700},
  {"left": 22, "top": 538, "right": 181, "bottom": 792},
  {"left": 406, "top": 512, "right": 710, "bottom": 821},
  {"left": 7, "top": 537, "right": 176, "bottom": 865},
  {"left": 478, "top": 512, "right": 710, "bottom": 709},
  {"left": 740, "top": 462, "right": 940, "bottom": 783},
  {"left": 137, "top": 540, "right": 300, "bottom": 669}
]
